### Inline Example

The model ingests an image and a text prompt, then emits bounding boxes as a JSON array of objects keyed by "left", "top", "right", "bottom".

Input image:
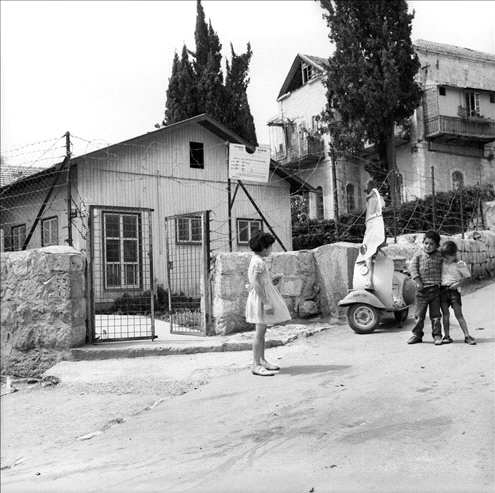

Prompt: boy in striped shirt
[{"left": 407, "top": 230, "right": 443, "bottom": 345}]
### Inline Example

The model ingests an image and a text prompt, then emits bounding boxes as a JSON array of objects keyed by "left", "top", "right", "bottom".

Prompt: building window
[
  {"left": 104, "top": 212, "right": 141, "bottom": 289},
  {"left": 11, "top": 224, "right": 26, "bottom": 251},
  {"left": 301, "top": 62, "right": 315, "bottom": 84},
  {"left": 465, "top": 91, "right": 480, "bottom": 117},
  {"left": 190, "top": 142, "right": 204, "bottom": 169},
  {"left": 439, "top": 86, "right": 446, "bottom": 96},
  {"left": 41, "top": 216, "right": 59, "bottom": 246},
  {"left": 176, "top": 216, "right": 202, "bottom": 244},
  {"left": 237, "top": 219, "right": 262, "bottom": 245},
  {"left": 452, "top": 171, "right": 464, "bottom": 191},
  {"left": 346, "top": 184, "right": 356, "bottom": 213},
  {"left": 490, "top": 94, "right": 495, "bottom": 104},
  {"left": 316, "top": 186, "right": 324, "bottom": 219}
]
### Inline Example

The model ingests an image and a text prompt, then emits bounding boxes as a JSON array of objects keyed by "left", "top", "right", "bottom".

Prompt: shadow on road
[{"left": 280, "top": 364, "right": 352, "bottom": 376}]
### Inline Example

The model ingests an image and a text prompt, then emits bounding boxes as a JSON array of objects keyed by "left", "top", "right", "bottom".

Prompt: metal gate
[
  {"left": 87, "top": 206, "right": 156, "bottom": 342},
  {"left": 164, "top": 211, "right": 212, "bottom": 336}
]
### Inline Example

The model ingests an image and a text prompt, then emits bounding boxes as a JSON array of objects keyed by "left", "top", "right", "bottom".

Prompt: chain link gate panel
[
  {"left": 87, "top": 206, "right": 156, "bottom": 342},
  {"left": 164, "top": 211, "right": 212, "bottom": 336}
]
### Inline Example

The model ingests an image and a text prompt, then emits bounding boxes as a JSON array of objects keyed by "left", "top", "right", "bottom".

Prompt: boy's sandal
[
  {"left": 252, "top": 366, "right": 275, "bottom": 376},
  {"left": 442, "top": 336, "right": 453, "bottom": 344},
  {"left": 464, "top": 336, "right": 477, "bottom": 345}
]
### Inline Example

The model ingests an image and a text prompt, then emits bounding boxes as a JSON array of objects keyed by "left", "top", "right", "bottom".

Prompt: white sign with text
[{"left": 228, "top": 144, "right": 271, "bottom": 183}]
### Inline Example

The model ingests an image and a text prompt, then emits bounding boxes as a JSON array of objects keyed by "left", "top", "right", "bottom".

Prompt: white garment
[
  {"left": 441, "top": 259, "right": 471, "bottom": 292},
  {"left": 356, "top": 188, "right": 386, "bottom": 263},
  {"left": 245, "top": 255, "right": 291, "bottom": 325}
]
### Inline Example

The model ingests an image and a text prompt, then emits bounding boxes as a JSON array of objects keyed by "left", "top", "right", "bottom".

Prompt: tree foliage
[
  {"left": 163, "top": 0, "right": 257, "bottom": 145},
  {"left": 164, "top": 46, "right": 198, "bottom": 124},
  {"left": 320, "top": 0, "right": 422, "bottom": 204},
  {"left": 225, "top": 43, "right": 258, "bottom": 146}
]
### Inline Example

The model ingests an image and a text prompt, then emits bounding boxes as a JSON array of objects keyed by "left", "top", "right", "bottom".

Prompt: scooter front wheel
[{"left": 347, "top": 304, "right": 381, "bottom": 334}]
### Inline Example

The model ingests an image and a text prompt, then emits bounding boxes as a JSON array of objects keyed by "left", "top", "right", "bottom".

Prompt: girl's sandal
[
  {"left": 262, "top": 362, "right": 280, "bottom": 371},
  {"left": 252, "top": 366, "right": 275, "bottom": 376},
  {"left": 442, "top": 336, "right": 453, "bottom": 344},
  {"left": 464, "top": 336, "right": 477, "bottom": 345}
]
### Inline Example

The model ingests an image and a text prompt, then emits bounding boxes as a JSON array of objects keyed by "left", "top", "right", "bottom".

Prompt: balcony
[
  {"left": 274, "top": 137, "right": 325, "bottom": 169},
  {"left": 425, "top": 115, "right": 495, "bottom": 145}
]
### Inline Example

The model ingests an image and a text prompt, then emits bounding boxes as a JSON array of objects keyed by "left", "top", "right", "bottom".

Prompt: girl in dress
[{"left": 245, "top": 231, "right": 291, "bottom": 376}]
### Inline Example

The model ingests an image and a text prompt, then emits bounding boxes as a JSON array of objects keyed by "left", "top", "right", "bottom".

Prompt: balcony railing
[
  {"left": 274, "top": 137, "right": 325, "bottom": 168},
  {"left": 425, "top": 115, "right": 495, "bottom": 144}
]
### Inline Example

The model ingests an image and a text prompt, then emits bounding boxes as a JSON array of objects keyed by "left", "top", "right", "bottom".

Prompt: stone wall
[
  {"left": 211, "top": 232, "right": 495, "bottom": 335},
  {"left": 211, "top": 243, "right": 359, "bottom": 335},
  {"left": 383, "top": 230, "right": 495, "bottom": 280},
  {"left": 1, "top": 246, "right": 86, "bottom": 377}
]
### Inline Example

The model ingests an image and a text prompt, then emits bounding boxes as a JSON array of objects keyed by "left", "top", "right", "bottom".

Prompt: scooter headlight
[{"left": 359, "top": 264, "right": 369, "bottom": 275}]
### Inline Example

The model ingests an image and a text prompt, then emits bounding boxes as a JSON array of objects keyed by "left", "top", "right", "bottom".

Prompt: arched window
[
  {"left": 452, "top": 171, "right": 464, "bottom": 190},
  {"left": 346, "top": 183, "right": 355, "bottom": 213},
  {"left": 316, "top": 186, "right": 324, "bottom": 219}
]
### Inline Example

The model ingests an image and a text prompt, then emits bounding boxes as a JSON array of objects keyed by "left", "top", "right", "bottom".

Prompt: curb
[{"left": 70, "top": 324, "right": 334, "bottom": 361}]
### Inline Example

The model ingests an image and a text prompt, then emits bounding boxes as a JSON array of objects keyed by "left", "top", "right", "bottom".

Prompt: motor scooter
[{"left": 338, "top": 188, "right": 416, "bottom": 334}]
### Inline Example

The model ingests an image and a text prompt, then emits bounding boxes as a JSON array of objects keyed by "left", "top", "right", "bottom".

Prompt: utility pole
[{"left": 65, "top": 132, "right": 73, "bottom": 246}]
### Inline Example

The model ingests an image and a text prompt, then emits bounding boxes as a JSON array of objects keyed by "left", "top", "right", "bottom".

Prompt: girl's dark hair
[
  {"left": 424, "top": 230, "right": 441, "bottom": 246},
  {"left": 248, "top": 231, "right": 275, "bottom": 252},
  {"left": 440, "top": 240, "right": 458, "bottom": 258}
]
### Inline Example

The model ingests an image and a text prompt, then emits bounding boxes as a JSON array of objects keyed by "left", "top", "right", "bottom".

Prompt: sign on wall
[{"left": 228, "top": 144, "right": 271, "bottom": 183}]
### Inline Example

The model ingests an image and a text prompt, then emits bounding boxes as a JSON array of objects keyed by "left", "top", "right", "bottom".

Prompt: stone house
[{"left": 268, "top": 40, "right": 495, "bottom": 220}]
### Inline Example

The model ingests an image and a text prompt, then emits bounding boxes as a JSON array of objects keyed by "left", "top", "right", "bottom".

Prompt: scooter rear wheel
[{"left": 348, "top": 304, "right": 381, "bottom": 334}]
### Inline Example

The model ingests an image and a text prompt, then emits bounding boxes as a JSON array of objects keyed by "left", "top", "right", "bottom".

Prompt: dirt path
[
  {"left": 1, "top": 278, "right": 493, "bottom": 491},
  {"left": 1, "top": 338, "right": 306, "bottom": 470}
]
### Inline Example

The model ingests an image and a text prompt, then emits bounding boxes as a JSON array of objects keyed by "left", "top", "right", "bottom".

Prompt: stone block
[
  {"left": 1, "top": 248, "right": 86, "bottom": 377},
  {"left": 297, "top": 300, "right": 319, "bottom": 319},
  {"left": 314, "top": 242, "right": 359, "bottom": 317}
]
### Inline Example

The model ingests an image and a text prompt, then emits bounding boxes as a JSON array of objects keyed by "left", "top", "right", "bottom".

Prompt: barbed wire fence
[
  {"left": 292, "top": 166, "right": 494, "bottom": 250},
  {"left": 1, "top": 133, "right": 494, "bottom": 255}
]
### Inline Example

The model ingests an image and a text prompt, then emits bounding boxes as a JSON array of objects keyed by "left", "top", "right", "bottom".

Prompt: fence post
[
  {"left": 65, "top": 132, "right": 73, "bottom": 247},
  {"left": 226, "top": 143, "right": 233, "bottom": 252},
  {"left": 431, "top": 166, "right": 436, "bottom": 231},
  {"left": 330, "top": 146, "right": 339, "bottom": 241}
]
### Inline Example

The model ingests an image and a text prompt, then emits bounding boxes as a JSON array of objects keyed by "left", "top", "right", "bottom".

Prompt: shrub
[{"left": 292, "top": 184, "right": 494, "bottom": 250}]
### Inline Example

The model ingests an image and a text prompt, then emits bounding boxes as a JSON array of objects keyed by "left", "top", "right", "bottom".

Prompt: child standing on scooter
[
  {"left": 439, "top": 240, "right": 476, "bottom": 345},
  {"left": 407, "top": 230, "right": 443, "bottom": 345},
  {"left": 246, "top": 231, "right": 291, "bottom": 376}
]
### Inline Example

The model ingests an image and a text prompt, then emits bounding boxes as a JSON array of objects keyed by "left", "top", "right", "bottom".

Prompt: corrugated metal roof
[
  {"left": 414, "top": 39, "right": 495, "bottom": 63},
  {"left": 0, "top": 165, "right": 45, "bottom": 187}
]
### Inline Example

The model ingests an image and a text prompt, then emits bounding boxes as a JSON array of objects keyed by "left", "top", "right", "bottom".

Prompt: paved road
[{"left": 2, "top": 282, "right": 494, "bottom": 493}]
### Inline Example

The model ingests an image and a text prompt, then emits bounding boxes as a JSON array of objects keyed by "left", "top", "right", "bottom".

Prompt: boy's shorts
[{"left": 440, "top": 286, "right": 462, "bottom": 308}]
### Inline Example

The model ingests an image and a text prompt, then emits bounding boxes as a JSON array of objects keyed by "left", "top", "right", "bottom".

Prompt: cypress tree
[
  {"left": 163, "top": 0, "right": 258, "bottom": 145},
  {"left": 163, "top": 51, "right": 185, "bottom": 125},
  {"left": 163, "top": 46, "right": 198, "bottom": 125},
  {"left": 225, "top": 43, "right": 258, "bottom": 146},
  {"left": 320, "top": 0, "right": 422, "bottom": 206}
]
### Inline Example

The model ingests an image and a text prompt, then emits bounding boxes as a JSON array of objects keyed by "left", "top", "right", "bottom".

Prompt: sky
[{"left": 1, "top": 0, "right": 495, "bottom": 168}]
